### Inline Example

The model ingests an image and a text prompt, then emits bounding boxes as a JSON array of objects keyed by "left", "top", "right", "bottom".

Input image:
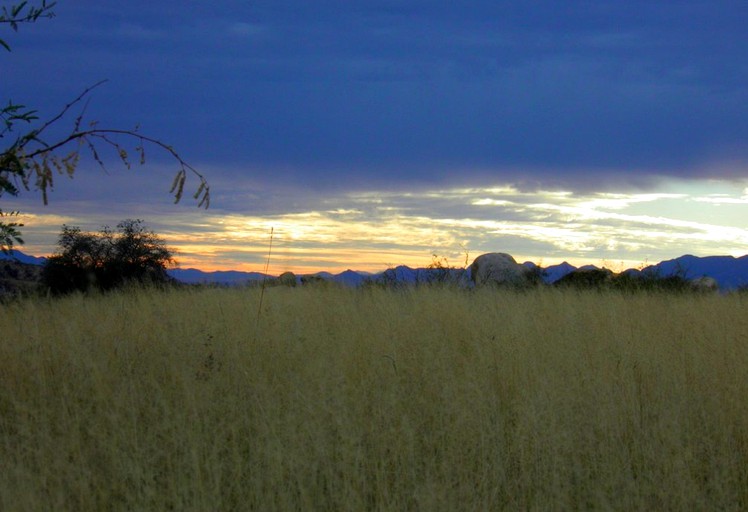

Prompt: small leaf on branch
[
  {"left": 37, "top": 163, "right": 52, "bottom": 205},
  {"left": 169, "top": 169, "right": 185, "bottom": 194},
  {"left": 193, "top": 181, "right": 205, "bottom": 200},
  {"left": 170, "top": 169, "right": 186, "bottom": 203},
  {"left": 198, "top": 188, "right": 210, "bottom": 209},
  {"left": 11, "top": 2, "right": 28, "bottom": 17},
  {"left": 87, "top": 140, "right": 105, "bottom": 169},
  {"left": 118, "top": 148, "right": 130, "bottom": 169}
]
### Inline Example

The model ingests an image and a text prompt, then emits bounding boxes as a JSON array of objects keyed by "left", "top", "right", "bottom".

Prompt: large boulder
[
  {"left": 469, "top": 253, "right": 534, "bottom": 288},
  {"left": 277, "top": 271, "right": 297, "bottom": 287}
]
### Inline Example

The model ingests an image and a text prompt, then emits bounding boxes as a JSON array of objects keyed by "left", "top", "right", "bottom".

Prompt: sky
[{"left": 3, "top": 1, "right": 748, "bottom": 274}]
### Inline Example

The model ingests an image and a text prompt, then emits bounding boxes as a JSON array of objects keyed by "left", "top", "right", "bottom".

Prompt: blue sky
[{"left": 3, "top": 1, "right": 748, "bottom": 272}]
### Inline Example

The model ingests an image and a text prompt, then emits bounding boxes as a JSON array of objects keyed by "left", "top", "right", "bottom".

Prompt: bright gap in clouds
[{"left": 11, "top": 178, "right": 748, "bottom": 274}]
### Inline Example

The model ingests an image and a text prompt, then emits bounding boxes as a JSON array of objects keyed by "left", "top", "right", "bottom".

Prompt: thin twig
[{"left": 27, "top": 79, "right": 108, "bottom": 145}]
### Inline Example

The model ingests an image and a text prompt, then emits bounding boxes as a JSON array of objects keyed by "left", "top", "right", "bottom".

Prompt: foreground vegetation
[{"left": 1, "top": 285, "right": 747, "bottom": 510}]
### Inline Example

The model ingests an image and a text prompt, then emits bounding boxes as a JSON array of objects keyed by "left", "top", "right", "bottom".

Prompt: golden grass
[{"left": 1, "top": 285, "right": 747, "bottom": 510}]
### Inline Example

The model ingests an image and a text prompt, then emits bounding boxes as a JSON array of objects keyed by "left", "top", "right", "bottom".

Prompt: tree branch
[
  {"left": 3, "top": 79, "right": 210, "bottom": 209},
  {"left": 0, "top": 1, "right": 56, "bottom": 26},
  {"left": 19, "top": 128, "right": 210, "bottom": 208},
  {"left": 0, "top": 0, "right": 56, "bottom": 51},
  {"left": 19, "top": 79, "right": 108, "bottom": 147}
]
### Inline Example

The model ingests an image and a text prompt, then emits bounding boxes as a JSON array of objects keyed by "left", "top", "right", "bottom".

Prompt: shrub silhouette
[
  {"left": 553, "top": 268, "right": 614, "bottom": 289},
  {"left": 42, "top": 219, "right": 175, "bottom": 294},
  {"left": 554, "top": 267, "right": 697, "bottom": 293}
]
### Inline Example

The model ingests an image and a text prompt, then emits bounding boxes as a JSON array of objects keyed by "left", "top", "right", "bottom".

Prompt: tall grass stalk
[
  {"left": 256, "top": 226, "right": 274, "bottom": 328},
  {"left": 1, "top": 286, "right": 747, "bottom": 510}
]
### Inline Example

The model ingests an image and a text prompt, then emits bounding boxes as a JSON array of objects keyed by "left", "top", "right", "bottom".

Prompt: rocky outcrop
[
  {"left": 277, "top": 271, "right": 297, "bottom": 287},
  {"left": 469, "top": 253, "right": 535, "bottom": 288}
]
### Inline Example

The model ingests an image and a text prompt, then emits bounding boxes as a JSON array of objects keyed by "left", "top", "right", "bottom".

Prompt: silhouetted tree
[
  {"left": 107, "top": 219, "right": 174, "bottom": 286},
  {"left": 42, "top": 220, "right": 175, "bottom": 294}
]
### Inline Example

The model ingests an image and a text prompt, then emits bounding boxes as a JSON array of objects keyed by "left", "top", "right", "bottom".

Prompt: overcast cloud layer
[{"left": 6, "top": 1, "right": 748, "bottom": 189}]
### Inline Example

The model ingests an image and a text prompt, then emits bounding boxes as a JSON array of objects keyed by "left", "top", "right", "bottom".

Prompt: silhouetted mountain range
[
  {"left": 3, "top": 250, "right": 748, "bottom": 290},
  {"left": 636, "top": 255, "right": 748, "bottom": 289},
  {"left": 0, "top": 251, "right": 47, "bottom": 266},
  {"left": 168, "top": 254, "right": 748, "bottom": 290}
]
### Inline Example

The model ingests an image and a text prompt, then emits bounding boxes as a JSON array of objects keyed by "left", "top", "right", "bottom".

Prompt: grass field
[{"left": 1, "top": 285, "right": 747, "bottom": 510}]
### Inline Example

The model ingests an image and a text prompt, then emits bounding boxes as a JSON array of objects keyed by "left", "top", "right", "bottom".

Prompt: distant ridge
[
  {"left": 3, "top": 250, "right": 748, "bottom": 290},
  {"left": 167, "top": 268, "right": 270, "bottom": 284},
  {"left": 0, "top": 250, "right": 47, "bottom": 266},
  {"left": 642, "top": 254, "right": 748, "bottom": 290}
]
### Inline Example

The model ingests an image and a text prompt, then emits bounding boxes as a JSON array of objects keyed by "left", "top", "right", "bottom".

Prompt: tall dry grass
[{"left": 1, "top": 285, "right": 747, "bottom": 510}]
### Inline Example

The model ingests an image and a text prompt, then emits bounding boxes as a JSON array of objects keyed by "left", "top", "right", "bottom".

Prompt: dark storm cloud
[
  {"left": 221, "top": 0, "right": 748, "bottom": 189},
  {"left": 4, "top": 1, "right": 748, "bottom": 193}
]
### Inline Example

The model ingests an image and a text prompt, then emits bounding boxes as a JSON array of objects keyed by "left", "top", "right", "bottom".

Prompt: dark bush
[
  {"left": 41, "top": 219, "right": 175, "bottom": 295},
  {"left": 553, "top": 268, "right": 614, "bottom": 289}
]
